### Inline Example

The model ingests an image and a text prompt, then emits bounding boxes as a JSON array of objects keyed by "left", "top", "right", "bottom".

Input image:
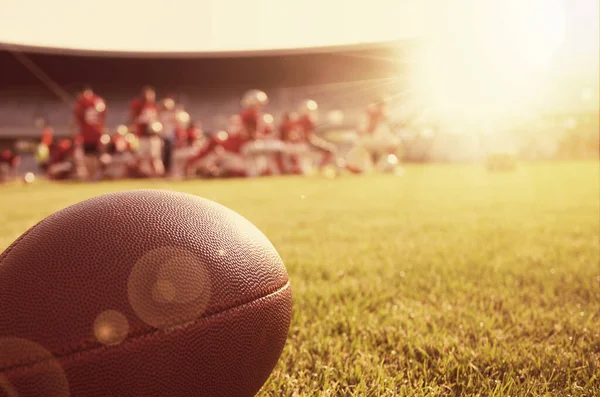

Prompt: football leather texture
[{"left": 0, "top": 190, "right": 292, "bottom": 397}]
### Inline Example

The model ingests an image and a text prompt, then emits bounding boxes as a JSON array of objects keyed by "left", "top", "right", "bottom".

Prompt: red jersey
[
  {"left": 187, "top": 131, "right": 248, "bottom": 166},
  {"left": 0, "top": 150, "right": 20, "bottom": 167},
  {"left": 175, "top": 126, "right": 200, "bottom": 147},
  {"left": 262, "top": 125, "right": 273, "bottom": 138},
  {"left": 240, "top": 107, "right": 260, "bottom": 137},
  {"left": 186, "top": 126, "right": 200, "bottom": 144},
  {"left": 280, "top": 119, "right": 303, "bottom": 142},
  {"left": 49, "top": 140, "right": 73, "bottom": 164},
  {"left": 73, "top": 94, "right": 107, "bottom": 145},
  {"left": 221, "top": 133, "right": 250, "bottom": 154},
  {"left": 366, "top": 104, "right": 387, "bottom": 134},
  {"left": 174, "top": 126, "right": 187, "bottom": 146},
  {"left": 41, "top": 126, "right": 54, "bottom": 146},
  {"left": 107, "top": 134, "right": 130, "bottom": 154},
  {"left": 130, "top": 98, "right": 159, "bottom": 136},
  {"left": 296, "top": 114, "right": 316, "bottom": 138}
]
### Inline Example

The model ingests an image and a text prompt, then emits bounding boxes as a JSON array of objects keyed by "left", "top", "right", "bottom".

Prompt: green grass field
[{"left": 1, "top": 161, "right": 599, "bottom": 396}]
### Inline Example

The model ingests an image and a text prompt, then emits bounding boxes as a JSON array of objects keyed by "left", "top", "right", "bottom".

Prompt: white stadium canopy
[{"left": 0, "top": 0, "right": 428, "bottom": 57}]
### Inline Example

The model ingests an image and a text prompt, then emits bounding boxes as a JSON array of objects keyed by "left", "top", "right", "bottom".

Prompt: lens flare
[
  {"left": 23, "top": 172, "right": 35, "bottom": 183},
  {"left": 0, "top": 337, "right": 70, "bottom": 397},
  {"left": 410, "top": 0, "right": 566, "bottom": 123},
  {"left": 93, "top": 310, "right": 129, "bottom": 345},
  {"left": 262, "top": 113, "right": 274, "bottom": 125},
  {"left": 95, "top": 101, "right": 106, "bottom": 112},
  {"left": 128, "top": 246, "right": 212, "bottom": 329},
  {"left": 117, "top": 125, "right": 128, "bottom": 135}
]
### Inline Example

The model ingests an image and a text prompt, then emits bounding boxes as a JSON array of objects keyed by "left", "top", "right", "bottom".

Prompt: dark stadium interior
[
  {"left": 0, "top": 45, "right": 405, "bottom": 89},
  {"left": 0, "top": 43, "right": 410, "bottom": 143}
]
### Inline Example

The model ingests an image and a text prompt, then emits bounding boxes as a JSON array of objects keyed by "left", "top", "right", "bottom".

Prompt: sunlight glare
[{"left": 410, "top": 0, "right": 566, "bottom": 123}]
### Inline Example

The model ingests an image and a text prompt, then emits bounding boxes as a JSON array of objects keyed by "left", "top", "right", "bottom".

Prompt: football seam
[{"left": 0, "top": 280, "right": 291, "bottom": 374}]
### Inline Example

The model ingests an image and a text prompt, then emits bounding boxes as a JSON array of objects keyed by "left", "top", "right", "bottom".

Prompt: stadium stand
[
  {"left": 0, "top": 45, "right": 406, "bottom": 137},
  {"left": 0, "top": 40, "right": 597, "bottom": 163}
]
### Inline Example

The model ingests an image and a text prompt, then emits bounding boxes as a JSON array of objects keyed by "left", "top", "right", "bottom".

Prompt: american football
[
  {"left": 0, "top": 190, "right": 292, "bottom": 397},
  {"left": 0, "top": 0, "right": 598, "bottom": 396}
]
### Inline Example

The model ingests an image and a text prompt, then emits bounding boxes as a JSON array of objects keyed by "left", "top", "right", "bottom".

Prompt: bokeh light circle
[
  {"left": 0, "top": 337, "right": 69, "bottom": 397},
  {"left": 127, "top": 246, "right": 212, "bottom": 329},
  {"left": 93, "top": 310, "right": 130, "bottom": 346}
]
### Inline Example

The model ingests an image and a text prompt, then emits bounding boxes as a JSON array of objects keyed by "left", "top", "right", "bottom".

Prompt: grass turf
[{"left": 1, "top": 161, "right": 599, "bottom": 396}]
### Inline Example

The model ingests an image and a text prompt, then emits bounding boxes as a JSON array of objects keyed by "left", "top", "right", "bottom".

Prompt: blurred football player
[
  {"left": 239, "top": 89, "right": 269, "bottom": 139},
  {"left": 186, "top": 125, "right": 253, "bottom": 178},
  {"left": 73, "top": 86, "right": 107, "bottom": 180},
  {"left": 102, "top": 126, "right": 136, "bottom": 180},
  {"left": 36, "top": 125, "right": 54, "bottom": 173},
  {"left": 238, "top": 90, "right": 285, "bottom": 176},
  {"left": 159, "top": 95, "right": 177, "bottom": 173},
  {"left": 186, "top": 114, "right": 239, "bottom": 178},
  {"left": 171, "top": 120, "right": 203, "bottom": 179},
  {"left": 187, "top": 125, "right": 253, "bottom": 178},
  {"left": 254, "top": 112, "right": 286, "bottom": 175},
  {"left": 0, "top": 149, "right": 20, "bottom": 183},
  {"left": 184, "top": 136, "right": 219, "bottom": 178},
  {"left": 46, "top": 138, "right": 76, "bottom": 180},
  {"left": 296, "top": 99, "right": 338, "bottom": 172},
  {"left": 130, "top": 86, "right": 164, "bottom": 177},
  {"left": 41, "top": 124, "right": 54, "bottom": 146},
  {"left": 187, "top": 90, "right": 271, "bottom": 178},
  {"left": 261, "top": 114, "right": 274, "bottom": 138},
  {"left": 357, "top": 97, "right": 401, "bottom": 166},
  {"left": 364, "top": 98, "right": 388, "bottom": 136},
  {"left": 278, "top": 112, "right": 306, "bottom": 174}
]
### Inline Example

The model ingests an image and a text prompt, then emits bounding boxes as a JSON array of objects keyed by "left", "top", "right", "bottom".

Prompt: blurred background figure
[
  {"left": 240, "top": 89, "right": 269, "bottom": 140},
  {"left": 171, "top": 120, "right": 202, "bottom": 179},
  {"left": 296, "top": 99, "right": 339, "bottom": 174},
  {"left": 46, "top": 138, "right": 76, "bottom": 180},
  {"left": 278, "top": 112, "right": 305, "bottom": 174},
  {"left": 238, "top": 89, "right": 275, "bottom": 176},
  {"left": 255, "top": 113, "right": 286, "bottom": 176},
  {"left": 356, "top": 97, "right": 403, "bottom": 170},
  {"left": 130, "top": 86, "right": 164, "bottom": 177},
  {"left": 0, "top": 148, "right": 20, "bottom": 183},
  {"left": 101, "top": 125, "right": 137, "bottom": 180},
  {"left": 159, "top": 95, "right": 178, "bottom": 174},
  {"left": 73, "top": 86, "right": 107, "bottom": 181},
  {"left": 35, "top": 124, "right": 54, "bottom": 174}
]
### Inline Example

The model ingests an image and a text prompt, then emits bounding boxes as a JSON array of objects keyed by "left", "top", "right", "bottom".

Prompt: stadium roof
[
  {"left": 0, "top": 40, "right": 414, "bottom": 59},
  {"left": 0, "top": 0, "right": 427, "bottom": 57}
]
